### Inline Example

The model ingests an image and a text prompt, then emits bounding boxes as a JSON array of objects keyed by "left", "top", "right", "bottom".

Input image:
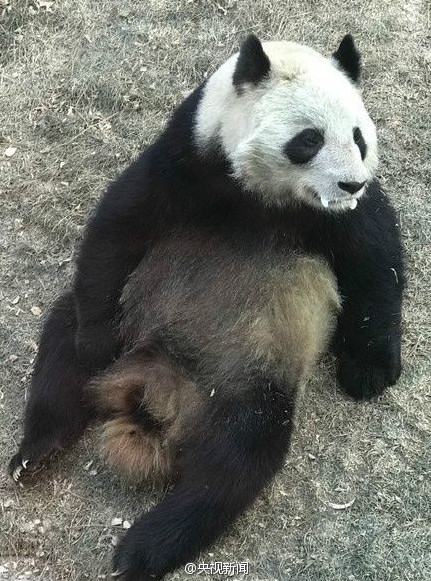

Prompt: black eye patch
[
  {"left": 353, "top": 127, "right": 367, "bottom": 160},
  {"left": 283, "top": 128, "right": 324, "bottom": 165}
]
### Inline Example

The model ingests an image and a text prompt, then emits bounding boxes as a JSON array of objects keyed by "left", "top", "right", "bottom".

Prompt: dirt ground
[{"left": 0, "top": 1, "right": 430, "bottom": 580}]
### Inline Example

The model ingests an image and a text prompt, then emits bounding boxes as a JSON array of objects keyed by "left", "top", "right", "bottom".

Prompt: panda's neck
[
  {"left": 146, "top": 85, "right": 355, "bottom": 259},
  {"left": 149, "top": 82, "right": 240, "bottom": 199},
  {"left": 147, "top": 76, "right": 352, "bottom": 242}
]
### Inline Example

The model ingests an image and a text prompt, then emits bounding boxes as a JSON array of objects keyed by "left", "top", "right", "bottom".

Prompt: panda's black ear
[
  {"left": 333, "top": 34, "right": 361, "bottom": 83},
  {"left": 233, "top": 34, "right": 271, "bottom": 91}
]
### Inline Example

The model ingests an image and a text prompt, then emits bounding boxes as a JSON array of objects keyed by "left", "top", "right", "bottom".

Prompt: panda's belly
[
  {"left": 246, "top": 255, "right": 341, "bottom": 384},
  {"left": 120, "top": 234, "right": 341, "bottom": 388}
]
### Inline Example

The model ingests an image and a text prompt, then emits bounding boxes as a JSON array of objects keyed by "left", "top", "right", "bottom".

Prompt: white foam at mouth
[
  {"left": 349, "top": 198, "right": 358, "bottom": 210},
  {"left": 320, "top": 196, "right": 329, "bottom": 208}
]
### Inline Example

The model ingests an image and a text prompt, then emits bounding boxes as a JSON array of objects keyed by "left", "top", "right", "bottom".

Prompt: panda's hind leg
[
  {"left": 9, "top": 292, "right": 94, "bottom": 481},
  {"left": 111, "top": 369, "right": 295, "bottom": 580}
]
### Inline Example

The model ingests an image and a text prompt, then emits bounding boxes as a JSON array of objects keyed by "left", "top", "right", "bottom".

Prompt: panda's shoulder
[
  {"left": 361, "top": 178, "right": 397, "bottom": 219},
  {"left": 338, "top": 178, "right": 399, "bottom": 246}
]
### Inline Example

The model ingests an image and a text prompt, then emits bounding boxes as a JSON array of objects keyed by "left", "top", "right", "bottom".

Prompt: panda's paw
[
  {"left": 8, "top": 453, "right": 30, "bottom": 483},
  {"left": 337, "top": 352, "right": 401, "bottom": 401},
  {"left": 112, "top": 530, "right": 159, "bottom": 581},
  {"left": 8, "top": 437, "right": 60, "bottom": 483}
]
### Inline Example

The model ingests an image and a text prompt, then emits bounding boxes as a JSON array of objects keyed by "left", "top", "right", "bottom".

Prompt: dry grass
[{"left": 1, "top": 0, "right": 430, "bottom": 579}]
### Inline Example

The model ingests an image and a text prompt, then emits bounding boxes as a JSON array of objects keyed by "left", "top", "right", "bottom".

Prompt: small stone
[
  {"left": 4, "top": 146, "right": 17, "bottom": 157},
  {"left": 30, "top": 306, "right": 42, "bottom": 316},
  {"left": 111, "top": 517, "right": 123, "bottom": 527}
]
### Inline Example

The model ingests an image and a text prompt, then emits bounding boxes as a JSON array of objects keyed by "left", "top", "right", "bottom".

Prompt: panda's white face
[{"left": 195, "top": 37, "right": 378, "bottom": 212}]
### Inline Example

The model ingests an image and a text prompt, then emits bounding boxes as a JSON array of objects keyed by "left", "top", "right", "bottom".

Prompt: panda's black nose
[{"left": 338, "top": 181, "right": 366, "bottom": 194}]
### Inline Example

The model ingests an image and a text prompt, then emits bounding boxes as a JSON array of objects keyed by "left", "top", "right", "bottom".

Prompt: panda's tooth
[
  {"left": 320, "top": 197, "right": 329, "bottom": 208},
  {"left": 349, "top": 199, "right": 358, "bottom": 210}
]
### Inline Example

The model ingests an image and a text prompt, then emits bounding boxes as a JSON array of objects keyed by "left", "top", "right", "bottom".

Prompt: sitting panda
[{"left": 9, "top": 34, "right": 404, "bottom": 580}]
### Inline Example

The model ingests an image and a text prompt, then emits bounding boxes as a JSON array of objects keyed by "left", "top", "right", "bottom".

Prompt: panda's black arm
[
  {"left": 112, "top": 379, "right": 293, "bottom": 580},
  {"left": 73, "top": 86, "right": 211, "bottom": 371},
  {"left": 330, "top": 182, "right": 404, "bottom": 399},
  {"left": 73, "top": 154, "right": 170, "bottom": 370}
]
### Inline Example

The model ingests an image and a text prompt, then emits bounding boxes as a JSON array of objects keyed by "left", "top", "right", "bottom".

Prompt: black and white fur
[{"left": 9, "top": 35, "right": 404, "bottom": 580}]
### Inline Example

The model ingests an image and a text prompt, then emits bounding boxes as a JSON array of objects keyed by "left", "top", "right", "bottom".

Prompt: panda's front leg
[
  {"left": 333, "top": 304, "right": 402, "bottom": 400},
  {"left": 332, "top": 221, "right": 404, "bottom": 400},
  {"left": 9, "top": 292, "right": 94, "bottom": 480}
]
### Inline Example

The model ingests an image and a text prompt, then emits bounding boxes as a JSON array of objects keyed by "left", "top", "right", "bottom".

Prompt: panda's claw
[
  {"left": 12, "top": 464, "right": 23, "bottom": 482},
  {"left": 8, "top": 434, "right": 64, "bottom": 484},
  {"left": 9, "top": 452, "right": 33, "bottom": 483}
]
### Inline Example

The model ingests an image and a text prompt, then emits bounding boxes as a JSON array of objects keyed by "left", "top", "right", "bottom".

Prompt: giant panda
[{"left": 9, "top": 34, "right": 404, "bottom": 581}]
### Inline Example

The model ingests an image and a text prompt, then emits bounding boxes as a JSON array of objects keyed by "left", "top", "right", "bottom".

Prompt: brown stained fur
[
  {"left": 249, "top": 256, "right": 341, "bottom": 384},
  {"left": 90, "top": 352, "right": 201, "bottom": 481},
  {"left": 100, "top": 416, "right": 171, "bottom": 481}
]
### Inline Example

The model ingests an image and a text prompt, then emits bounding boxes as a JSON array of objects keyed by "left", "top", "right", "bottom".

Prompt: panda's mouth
[
  {"left": 309, "top": 189, "right": 359, "bottom": 210},
  {"left": 321, "top": 196, "right": 358, "bottom": 210}
]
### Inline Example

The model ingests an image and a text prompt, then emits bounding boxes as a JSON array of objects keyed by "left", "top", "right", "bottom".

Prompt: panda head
[{"left": 195, "top": 34, "right": 378, "bottom": 212}]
